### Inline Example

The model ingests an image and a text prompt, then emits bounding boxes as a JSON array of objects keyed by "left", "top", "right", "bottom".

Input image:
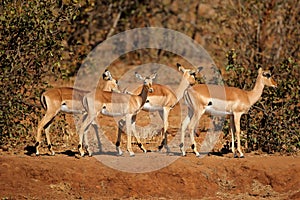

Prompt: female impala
[
  {"left": 78, "top": 72, "right": 156, "bottom": 157},
  {"left": 130, "top": 63, "right": 200, "bottom": 152},
  {"left": 180, "top": 68, "right": 277, "bottom": 158},
  {"left": 35, "top": 70, "right": 119, "bottom": 156}
]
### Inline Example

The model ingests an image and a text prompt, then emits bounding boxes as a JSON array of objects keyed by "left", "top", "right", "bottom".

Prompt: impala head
[
  {"left": 259, "top": 67, "right": 277, "bottom": 88},
  {"left": 177, "top": 63, "right": 201, "bottom": 85},
  {"left": 102, "top": 69, "right": 120, "bottom": 92},
  {"left": 135, "top": 72, "right": 156, "bottom": 93},
  {"left": 102, "top": 69, "right": 113, "bottom": 81}
]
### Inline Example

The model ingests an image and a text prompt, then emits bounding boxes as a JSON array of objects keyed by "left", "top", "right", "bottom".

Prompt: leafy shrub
[{"left": 0, "top": 0, "right": 86, "bottom": 146}]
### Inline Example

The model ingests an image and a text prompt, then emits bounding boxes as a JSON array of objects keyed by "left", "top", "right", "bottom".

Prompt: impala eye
[{"left": 263, "top": 73, "right": 271, "bottom": 78}]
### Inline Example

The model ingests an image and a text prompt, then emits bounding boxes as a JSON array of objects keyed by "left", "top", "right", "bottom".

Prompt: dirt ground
[
  {"left": 1, "top": 106, "right": 300, "bottom": 200},
  {"left": 1, "top": 151, "right": 300, "bottom": 200}
]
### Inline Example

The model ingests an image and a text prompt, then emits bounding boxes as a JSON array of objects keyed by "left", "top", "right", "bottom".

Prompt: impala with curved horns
[
  {"left": 180, "top": 67, "right": 277, "bottom": 158},
  {"left": 35, "top": 70, "right": 120, "bottom": 156},
  {"left": 78, "top": 72, "right": 156, "bottom": 157}
]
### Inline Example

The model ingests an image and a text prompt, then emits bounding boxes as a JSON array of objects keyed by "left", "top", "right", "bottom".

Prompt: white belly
[
  {"left": 142, "top": 102, "right": 163, "bottom": 112},
  {"left": 204, "top": 99, "right": 233, "bottom": 116},
  {"left": 205, "top": 106, "right": 232, "bottom": 116},
  {"left": 100, "top": 107, "right": 125, "bottom": 117},
  {"left": 60, "top": 104, "right": 83, "bottom": 114}
]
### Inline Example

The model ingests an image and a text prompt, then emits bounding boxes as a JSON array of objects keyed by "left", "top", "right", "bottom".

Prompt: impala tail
[
  {"left": 82, "top": 95, "right": 89, "bottom": 114},
  {"left": 40, "top": 93, "right": 47, "bottom": 110}
]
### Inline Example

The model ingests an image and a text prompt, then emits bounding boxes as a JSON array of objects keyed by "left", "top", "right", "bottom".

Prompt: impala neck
[
  {"left": 247, "top": 74, "right": 265, "bottom": 106},
  {"left": 175, "top": 76, "right": 191, "bottom": 102},
  {"left": 139, "top": 84, "right": 149, "bottom": 106}
]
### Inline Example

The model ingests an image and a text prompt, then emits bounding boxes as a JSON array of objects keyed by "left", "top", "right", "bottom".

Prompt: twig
[{"left": 106, "top": 11, "right": 121, "bottom": 39}]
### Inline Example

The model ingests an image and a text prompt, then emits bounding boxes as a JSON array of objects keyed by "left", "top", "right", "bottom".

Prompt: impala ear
[
  {"left": 196, "top": 66, "right": 204, "bottom": 73},
  {"left": 177, "top": 63, "right": 185, "bottom": 72},
  {"left": 258, "top": 68, "right": 263, "bottom": 74},
  {"left": 150, "top": 73, "right": 157, "bottom": 80},
  {"left": 135, "top": 72, "right": 145, "bottom": 80},
  {"left": 102, "top": 69, "right": 112, "bottom": 80},
  {"left": 269, "top": 66, "right": 274, "bottom": 73},
  {"left": 108, "top": 71, "right": 112, "bottom": 80}
]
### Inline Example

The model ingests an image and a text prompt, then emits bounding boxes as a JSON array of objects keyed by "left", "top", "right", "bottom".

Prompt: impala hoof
[
  {"left": 117, "top": 151, "right": 123, "bottom": 156},
  {"left": 116, "top": 148, "right": 123, "bottom": 156},
  {"left": 129, "top": 152, "right": 135, "bottom": 157},
  {"left": 166, "top": 147, "right": 171, "bottom": 154}
]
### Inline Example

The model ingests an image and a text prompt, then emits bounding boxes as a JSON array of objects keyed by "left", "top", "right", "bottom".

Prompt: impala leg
[
  {"left": 92, "top": 120, "right": 102, "bottom": 154},
  {"left": 83, "top": 131, "right": 90, "bottom": 156},
  {"left": 158, "top": 107, "right": 170, "bottom": 153},
  {"left": 131, "top": 115, "right": 147, "bottom": 153},
  {"left": 125, "top": 114, "right": 135, "bottom": 157},
  {"left": 180, "top": 108, "right": 193, "bottom": 156},
  {"left": 35, "top": 126, "right": 43, "bottom": 156},
  {"left": 78, "top": 114, "right": 94, "bottom": 157},
  {"left": 84, "top": 121, "right": 100, "bottom": 157},
  {"left": 116, "top": 119, "right": 124, "bottom": 156},
  {"left": 229, "top": 115, "right": 237, "bottom": 158},
  {"left": 78, "top": 113, "right": 91, "bottom": 156},
  {"left": 233, "top": 113, "right": 244, "bottom": 158},
  {"left": 77, "top": 113, "right": 87, "bottom": 133},
  {"left": 84, "top": 120, "right": 100, "bottom": 156},
  {"left": 36, "top": 111, "right": 57, "bottom": 156},
  {"left": 45, "top": 123, "right": 55, "bottom": 156},
  {"left": 187, "top": 108, "right": 203, "bottom": 157}
]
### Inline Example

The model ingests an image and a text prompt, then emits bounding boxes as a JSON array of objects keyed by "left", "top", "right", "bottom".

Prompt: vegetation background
[{"left": 0, "top": 0, "right": 299, "bottom": 154}]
